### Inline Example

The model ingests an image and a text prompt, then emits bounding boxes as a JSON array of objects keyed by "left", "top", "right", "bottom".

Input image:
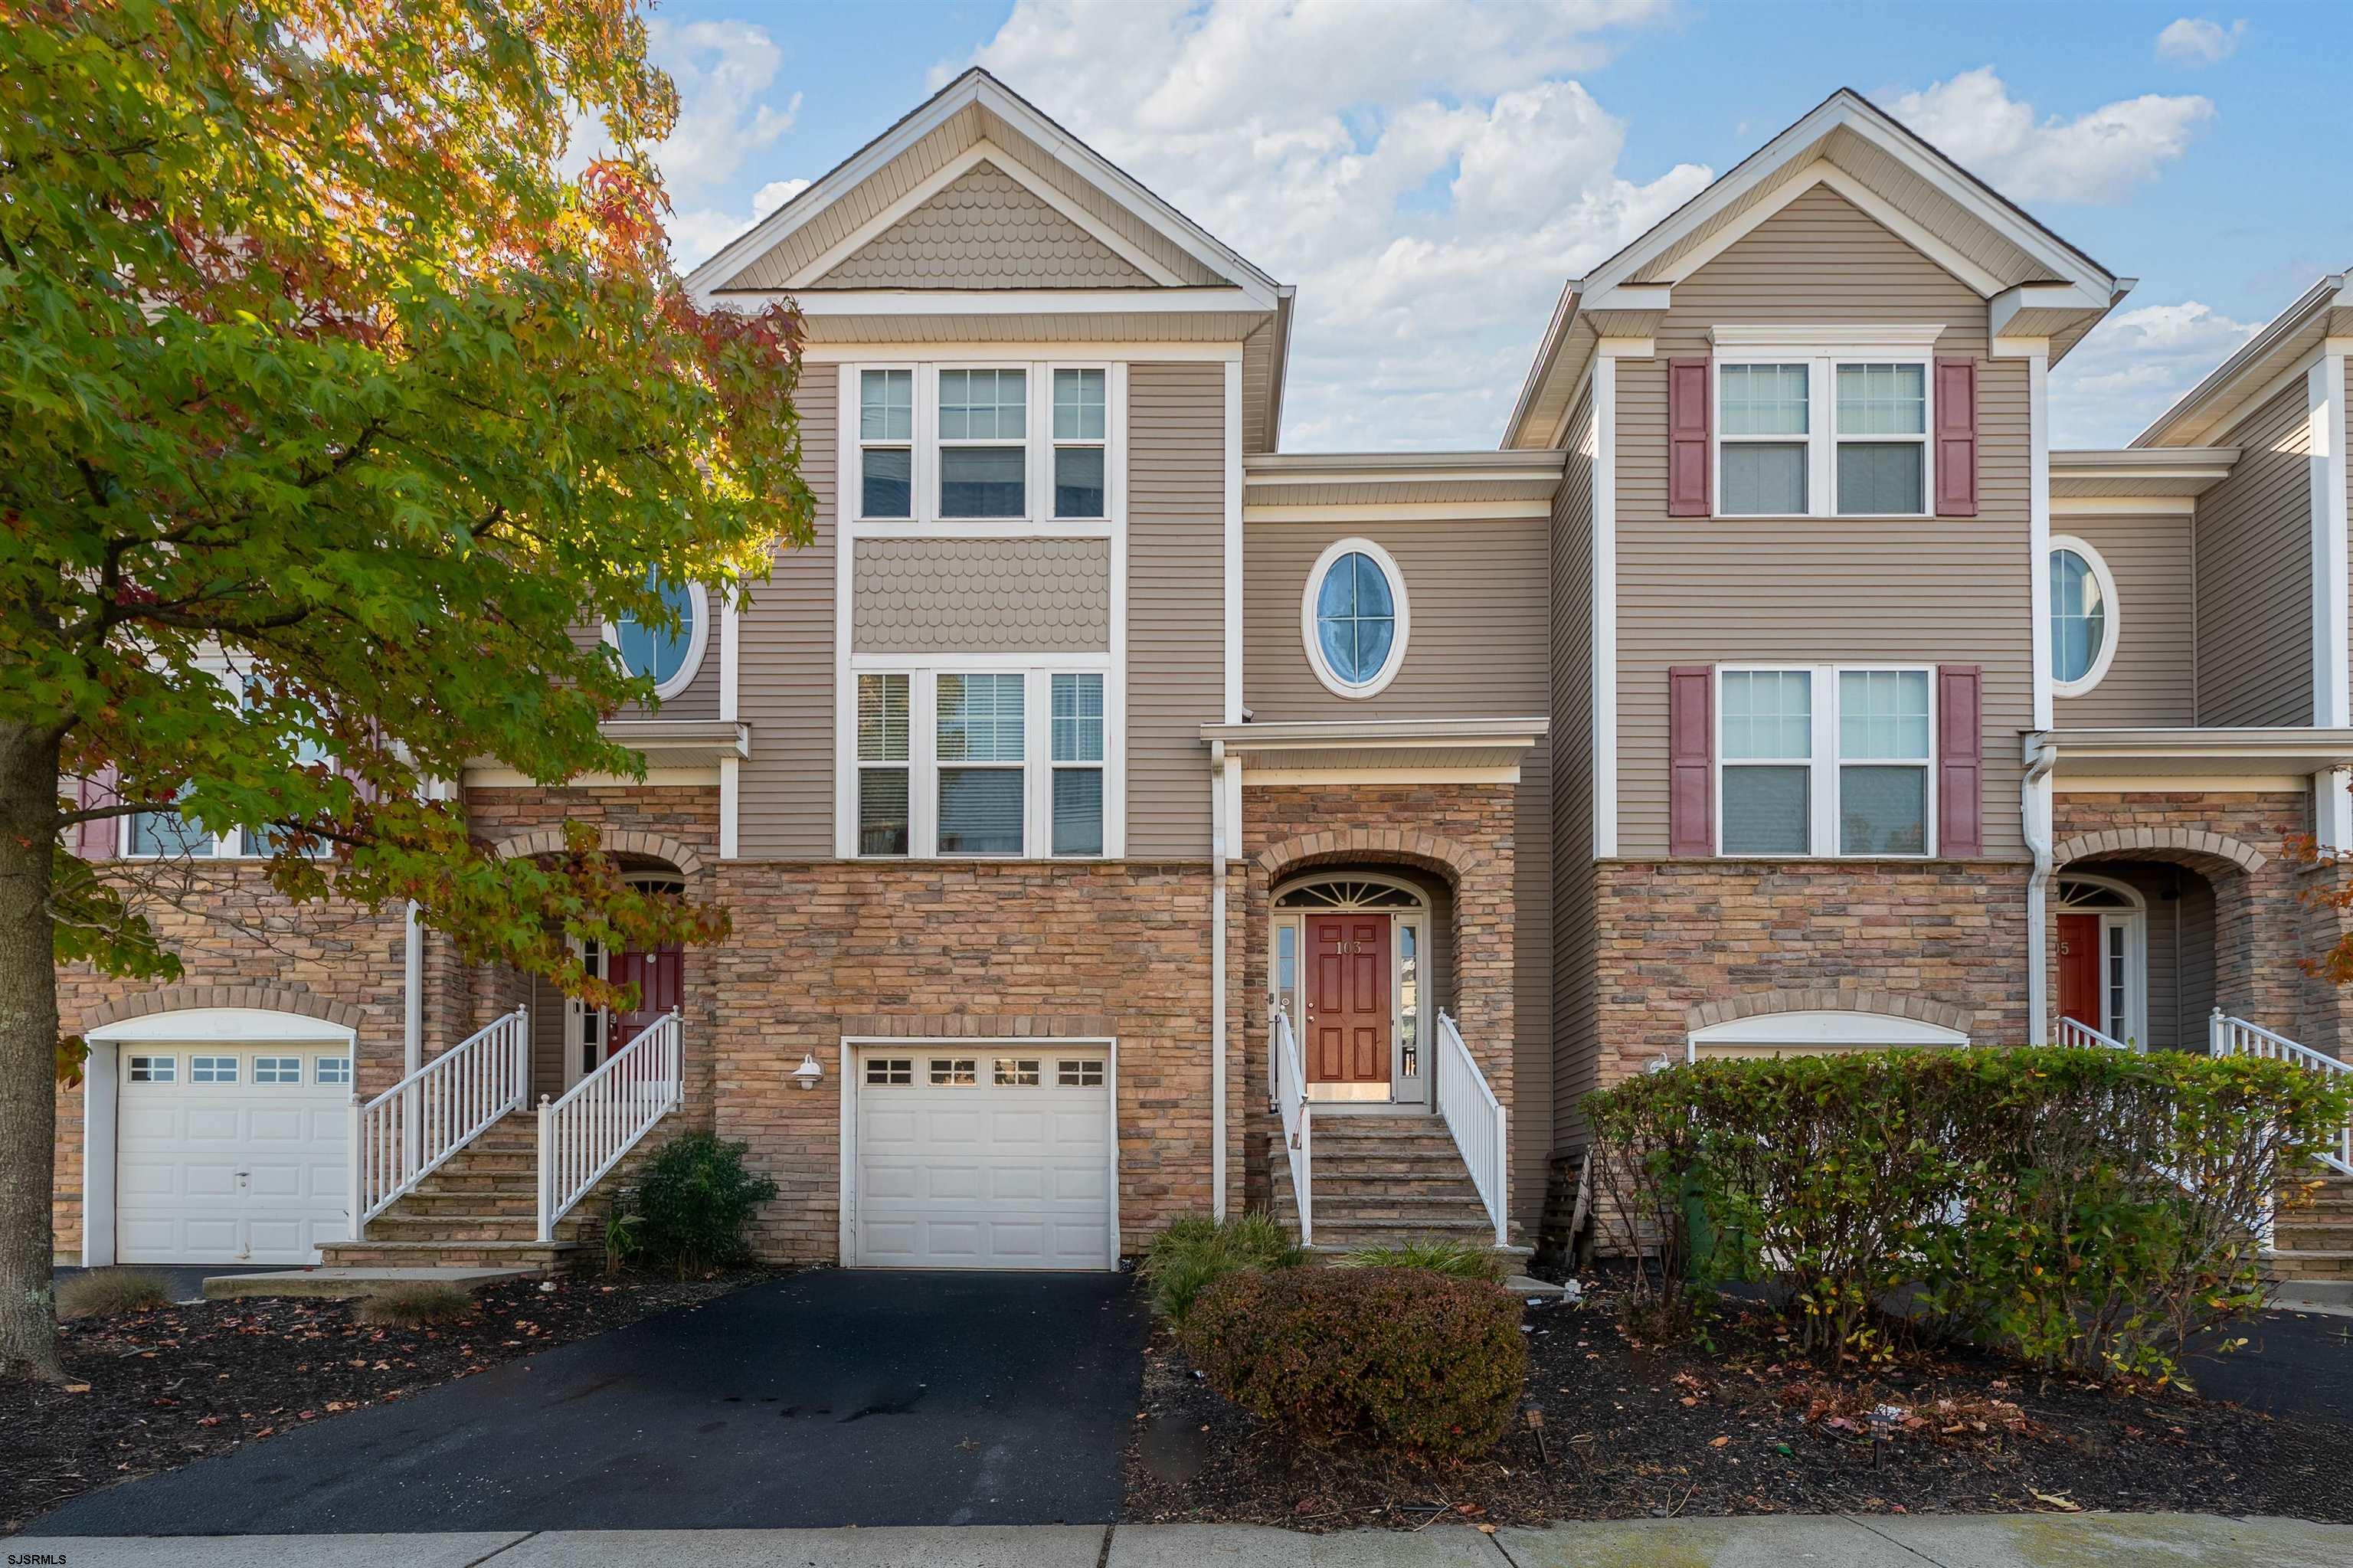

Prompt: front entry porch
[{"left": 1274, "top": 875, "right": 1435, "bottom": 1109}]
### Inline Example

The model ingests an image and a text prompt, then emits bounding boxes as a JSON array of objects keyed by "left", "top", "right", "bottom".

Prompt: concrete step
[
  {"left": 204, "top": 1266, "right": 535, "bottom": 1301},
  {"left": 319, "top": 1239, "right": 576, "bottom": 1271}
]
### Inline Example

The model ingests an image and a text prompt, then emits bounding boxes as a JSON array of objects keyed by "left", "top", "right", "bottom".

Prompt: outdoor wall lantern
[{"left": 790, "top": 1052, "right": 824, "bottom": 1091}]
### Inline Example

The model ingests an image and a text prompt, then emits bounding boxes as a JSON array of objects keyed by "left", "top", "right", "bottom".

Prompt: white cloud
[
  {"left": 645, "top": 21, "right": 800, "bottom": 200},
  {"left": 2048, "top": 300, "right": 2261, "bottom": 447},
  {"left": 1888, "top": 67, "right": 2213, "bottom": 205},
  {"left": 2155, "top": 18, "right": 2247, "bottom": 66},
  {"left": 961, "top": 0, "right": 1697, "bottom": 447},
  {"left": 666, "top": 178, "right": 810, "bottom": 271}
]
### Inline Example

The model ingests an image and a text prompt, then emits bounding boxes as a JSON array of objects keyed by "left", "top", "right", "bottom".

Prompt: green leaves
[{"left": 5, "top": 2, "right": 812, "bottom": 999}]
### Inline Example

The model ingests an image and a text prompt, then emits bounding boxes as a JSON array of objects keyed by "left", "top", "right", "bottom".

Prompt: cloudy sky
[{"left": 631, "top": 0, "right": 2353, "bottom": 450}]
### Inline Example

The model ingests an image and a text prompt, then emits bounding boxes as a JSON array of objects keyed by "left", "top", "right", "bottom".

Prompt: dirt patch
[
  {"left": 1122, "top": 1281, "right": 2353, "bottom": 1530},
  {"left": 4, "top": 1269, "right": 776, "bottom": 1533}
]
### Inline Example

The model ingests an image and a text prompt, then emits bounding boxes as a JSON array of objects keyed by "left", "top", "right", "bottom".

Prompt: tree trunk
[{"left": 0, "top": 723, "right": 65, "bottom": 1382}]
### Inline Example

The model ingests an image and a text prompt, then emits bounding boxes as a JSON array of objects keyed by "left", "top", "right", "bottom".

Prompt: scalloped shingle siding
[
  {"left": 852, "top": 538, "right": 1111, "bottom": 651},
  {"left": 818, "top": 162, "right": 1152, "bottom": 288}
]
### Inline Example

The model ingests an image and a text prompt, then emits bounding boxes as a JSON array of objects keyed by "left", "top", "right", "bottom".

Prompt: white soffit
[
  {"left": 2133, "top": 274, "right": 2353, "bottom": 448},
  {"left": 2050, "top": 447, "right": 2238, "bottom": 499},
  {"left": 1242, "top": 450, "right": 1564, "bottom": 509}
]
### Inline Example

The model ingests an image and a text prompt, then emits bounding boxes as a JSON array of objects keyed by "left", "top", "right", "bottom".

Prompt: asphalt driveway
[{"left": 34, "top": 1268, "right": 1149, "bottom": 1535}]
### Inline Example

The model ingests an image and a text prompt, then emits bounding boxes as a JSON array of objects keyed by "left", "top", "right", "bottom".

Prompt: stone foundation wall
[
  {"left": 1589, "top": 859, "right": 2031, "bottom": 1092},
  {"left": 706, "top": 857, "right": 1228, "bottom": 1262}
]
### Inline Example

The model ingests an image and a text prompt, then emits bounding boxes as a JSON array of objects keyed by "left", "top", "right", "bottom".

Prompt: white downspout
[
  {"left": 1209, "top": 740, "right": 1229, "bottom": 1220},
  {"left": 2022, "top": 743, "right": 2058, "bottom": 1046}
]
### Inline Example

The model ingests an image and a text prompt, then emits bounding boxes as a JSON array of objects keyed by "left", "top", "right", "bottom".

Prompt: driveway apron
[{"left": 34, "top": 1268, "right": 1149, "bottom": 1534}]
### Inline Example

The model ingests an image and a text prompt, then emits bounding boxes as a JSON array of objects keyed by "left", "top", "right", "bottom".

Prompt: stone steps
[
  {"left": 1267, "top": 1120, "right": 1513, "bottom": 1252},
  {"left": 2273, "top": 1174, "right": 2353, "bottom": 1281},
  {"left": 2266, "top": 1249, "right": 2353, "bottom": 1282},
  {"left": 322, "top": 1239, "right": 578, "bottom": 1271}
]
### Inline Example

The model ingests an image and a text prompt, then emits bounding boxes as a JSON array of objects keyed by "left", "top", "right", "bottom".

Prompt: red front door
[
  {"left": 606, "top": 943, "right": 683, "bottom": 1057},
  {"left": 2057, "top": 913, "right": 2101, "bottom": 1030},
  {"left": 1306, "top": 913, "right": 1389, "bottom": 1085}
]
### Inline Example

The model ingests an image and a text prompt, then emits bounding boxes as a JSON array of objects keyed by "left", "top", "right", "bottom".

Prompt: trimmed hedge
[
  {"left": 1587, "top": 1046, "right": 2350, "bottom": 1380},
  {"left": 1179, "top": 1266, "right": 1527, "bottom": 1459}
]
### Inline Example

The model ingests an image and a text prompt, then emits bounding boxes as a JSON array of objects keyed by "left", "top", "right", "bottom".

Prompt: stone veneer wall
[
  {"left": 2049, "top": 789, "right": 2339, "bottom": 1057},
  {"left": 1237, "top": 783, "right": 1520, "bottom": 1217},
  {"left": 1589, "top": 859, "right": 2032, "bottom": 1090},
  {"left": 705, "top": 858, "right": 1229, "bottom": 1261}
]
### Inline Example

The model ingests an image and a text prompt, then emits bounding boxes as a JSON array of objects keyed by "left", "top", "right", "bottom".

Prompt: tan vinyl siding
[
  {"left": 2053, "top": 512, "right": 2194, "bottom": 727},
  {"left": 851, "top": 538, "right": 1111, "bottom": 653},
  {"left": 1615, "top": 185, "right": 2031, "bottom": 860},
  {"left": 1126, "top": 363, "right": 1226, "bottom": 856},
  {"left": 1550, "top": 394, "right": 1599, "bottom": 1153},
  {"left": 1241, "top": 511, "right": 1553, "bottom": 1224},
  {"left": 813, "top": 162, "right": 1152, "bottom": 289},
  {"left": 2194, "top": 381, "right": 2312, "bottom": 726},
  {"left": 1242, "top": 519, "right": 1550, "bottom": 722},
  {"left": 738, "top": 371, "right": 838, "bottom": 857}
]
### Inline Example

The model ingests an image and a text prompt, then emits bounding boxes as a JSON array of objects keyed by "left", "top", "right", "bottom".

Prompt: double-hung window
[
  {"left": 1052, "top": 369, "right": 1106, "bottom": 519},
  {"left": 1050, "top": 673, "right": 1105, "bottom": 856},
  {"left": 1719, "top": 666, "right": 1933, "bottom": 858},
  {"left": 856, "top": 673, "right": 911, "bottom": 856},
  {"left": 1714, "top": 342, "right": 1934, "bottom": 517},
  {"left": 936, "top": 673, "right": 1026, "bottom": 854},
  {"left": 938, "top": 368, "right": 1027, "bottom": 518},
  {"left": 860, "top": 370, "right": 914, "bottom": 519}
]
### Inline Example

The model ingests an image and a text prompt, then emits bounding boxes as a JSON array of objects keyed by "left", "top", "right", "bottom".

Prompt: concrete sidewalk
[{"left": 14, "top": 1514, "right": 2353, "bottom": 1566}]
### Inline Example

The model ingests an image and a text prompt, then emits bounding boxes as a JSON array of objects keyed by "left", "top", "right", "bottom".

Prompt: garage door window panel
[
  {"left": 316, "top": 1056, "right": 351, "bottom": 1085},
  {"left": 191, "top": 1056, "right": 238, "bottom": 1084},
  {"left": 128, "top": 1054, "right": 176, "bottom": 1083}
]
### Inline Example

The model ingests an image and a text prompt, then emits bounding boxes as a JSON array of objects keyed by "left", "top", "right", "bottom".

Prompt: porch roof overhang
[
  {"left": 2026, "top": 727, "right": 2353, "bottom": 784},
  {"left": 1203, "top": 716, "right": 1549, "bottom": 775},
  {"left": 462, "top": 720, "right": 750, "bottom": 787}
]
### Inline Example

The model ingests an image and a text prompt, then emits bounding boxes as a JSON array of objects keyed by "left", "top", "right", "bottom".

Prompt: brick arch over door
[
  {"left": 1684, "top": 987, "right": 1973, "bottom": 1036},
  {"left": 77, "top": 984, "right": 365, "bottom": 1033},
  {"left": 489, "top": 827, "right": 707, "bottom": 879},
  {"left": 1254, "top": 827, "right": 1489, "bottom": 889},
  {"left": 2054, "top": 827, "right": 2267, "bottom": 875}
]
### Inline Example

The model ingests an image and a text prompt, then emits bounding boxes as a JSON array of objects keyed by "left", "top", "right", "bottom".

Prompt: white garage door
[
  {"left": 117, "top": 1046, "right": 353, "bottom": 1265},
  {"left": 853, "top": 1046, "right": 1114, "bottom": 1270}
]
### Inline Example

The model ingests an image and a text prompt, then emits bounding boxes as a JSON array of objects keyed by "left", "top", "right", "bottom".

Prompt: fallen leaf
[
  {"left": 1709, "top": 1435, "right": 1731, "bottom": 1449},
  {"left": 2031, "top": 1491, "right": 2082, "bottom": 1513},
  {"left": 62, "top": 1383, "right": 91, "bottom": 1394}
]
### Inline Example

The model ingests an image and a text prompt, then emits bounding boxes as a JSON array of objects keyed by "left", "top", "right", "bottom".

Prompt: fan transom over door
[
  {"left": 1306, "top": 913, "right": 1390, "bottom": 1085},
  {"left": 853, "top": 1047, "right": 1114, "bottom": 1270}
]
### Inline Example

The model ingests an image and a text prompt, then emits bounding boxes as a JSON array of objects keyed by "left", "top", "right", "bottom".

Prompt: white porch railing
[
  {"left": 1270, "top": 1006, "right": 1314, "bottom": 1246},
  {"left": 348, "top": 1007, "right": 529, "bottom": 1237},
  {"left": 536, "top": 1008, "right": 683, "bottom": 1241},
  {"left": 2211, "top": 1010, "right": 2353, "bottom": 1177},
  {"left": 2058, "top": 1016, "right": 2135, "bottom": 1052},
  {"left": 1435, "top": 1010, "right": 1509, "bottom": 1248}
]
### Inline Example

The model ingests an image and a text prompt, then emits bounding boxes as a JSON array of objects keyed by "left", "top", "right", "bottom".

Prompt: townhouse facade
[{"left": 51, "top": 75, "right": 2353, "bottom": 1281}]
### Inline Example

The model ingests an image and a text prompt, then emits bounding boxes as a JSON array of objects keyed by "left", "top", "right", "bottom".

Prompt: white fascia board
[
  {"left": 1710, "top": 322, "right": 1947, "bottom": 351},
  {"left": 2135, "top": 275, "right": 2350, "bottom": 447},
  {"left": 787, "top": 287, "right": 1264, "bottom": 317},
  {"left": 1990, "top": 280, "right": 2115, "bottom": 340},
  {"left": 1579, "top": 283, "right": 1673, "bottom": 316},
  {"left": 1244, "top": 500, "right": 1552, "bottom": 522},
  {"left": 2050, "top": 496, "right": 2199, "bottom": 516}
]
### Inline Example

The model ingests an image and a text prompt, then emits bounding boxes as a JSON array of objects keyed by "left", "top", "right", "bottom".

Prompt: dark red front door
[
  {"left": 2057, "top": 913, "right": 2100, "bottom": 1030},
  {"left": 1306, "top": 913, "right": 1389, "bottom": 1085},
  {"left": 606, "top": 943, "right": 683, "bottom": 1058}
]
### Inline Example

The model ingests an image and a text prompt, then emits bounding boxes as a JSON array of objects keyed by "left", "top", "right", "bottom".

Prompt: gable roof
[
  {"left": 685, "top": 68, "right": 1282, "bottom": 309},
  {"left": 1500, "top": 88, "right": 2134, "bottom": 450},
  {"left": 2132, "top": 272, "right": 2353, "bottom": 447}
]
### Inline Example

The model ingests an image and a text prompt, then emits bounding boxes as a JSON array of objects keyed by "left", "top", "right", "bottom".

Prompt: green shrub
[
  {"left": 1139, "top": 1212, "right": 1303, "bottom": 1323},
  {"left": 629, "top": 1132, "right": 779, "bottom": 1275},
  {"left": 1586, "top": 1046, "right": 2351, "bottom": 1381},
  {"left": 57, "top": 1268, "right": 171, "bottom": 1320},
  {"left": 1180, "top": 1266, "right": 1527, "bottom": 1459},
  {"left": 1339, "top": 1239, "right": 1500, "bottom": 1280},
  {"left": 355, "top": 1280, "right": 473, "bottom": 1327}
]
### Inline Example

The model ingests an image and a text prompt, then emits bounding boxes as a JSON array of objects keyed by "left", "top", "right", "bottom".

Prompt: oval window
[
  {"left": 2049, "top": 541, "right": 2115, "bottom": 693},
  {"left": 1305, "top": 542, "right": 1407, "bottom": 696},
  {"left": 613, "top": 574, "right": 705, "bottom": 695}
]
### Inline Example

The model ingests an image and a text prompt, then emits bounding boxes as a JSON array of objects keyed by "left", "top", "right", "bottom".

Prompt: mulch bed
[
  {"left": 3, "top": 1268, "right": 775, "bottom": 1533},
  {"left": 1122, "top": 1277, "right": 2353, "bottom": 1530}
]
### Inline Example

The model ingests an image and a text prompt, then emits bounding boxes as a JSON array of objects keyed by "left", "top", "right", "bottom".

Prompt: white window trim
[
  {"left": 1300, "top": 536, "right": 1411, "bottom": 699},
  {"left": 843, "top": 657, "right": 1123, "bottom": 862},
  {"left": 117, "top": 661, "right": 254, "bottom": 860},
  {"left": 1714, "top": 663, "right": 1938, "bottom": 860},
  {"left": 854, "top": 366, "right": 915, "bottom": 522},
  {"left": 2048, "top": 533, "right": 2122, "bottom": 698},
  {"left": 601, "top": 580, "right": 711, "bottom": 702},
  {"left": 1048, "top": 364, "right": 1109, "bottom": 522},
  {"left": 934, "top": 362, "right": 1033, "bottom": 522},
  {"left": 1709, "top": 328, "right": 1942, "bottom": 520},
  {"left": 850, "top": 359, "right": 1120, "bottom": 532}
]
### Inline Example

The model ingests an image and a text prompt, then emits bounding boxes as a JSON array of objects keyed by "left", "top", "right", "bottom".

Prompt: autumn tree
[{"left": 0, "top": 0, "right": 813, "bottom": 1379}]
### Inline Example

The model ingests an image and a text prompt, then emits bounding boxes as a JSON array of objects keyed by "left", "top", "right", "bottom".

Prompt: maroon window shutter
[
  {"left": 1668, "top": 666, "right": 1714, "bottom": 856},
  {"left": 72, "top": 766, "right": 120, "bottom": 859},
  {"left": 1934, "top": 357, "right": 1978, "bottom": 517},
  {"left": 1936, "top": 665, "right": 1982, "bottom": 857},
  {"left": 1667, "top": 358, "right": 1711, "bottom": 518}
]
